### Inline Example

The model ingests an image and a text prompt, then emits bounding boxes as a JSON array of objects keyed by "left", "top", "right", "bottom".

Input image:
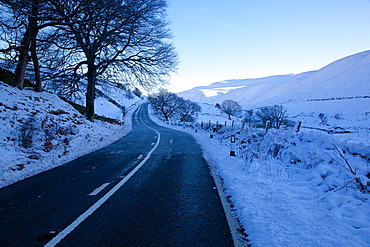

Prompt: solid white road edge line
[
  {"left": 88, "top": 183, "right": 110, "bottom": 196},
  {"left": 45, "top": 104, "right": 160, "bottom": 247},
  {"left": 205, "top": 155, "right": 247, "bottom": 247}
]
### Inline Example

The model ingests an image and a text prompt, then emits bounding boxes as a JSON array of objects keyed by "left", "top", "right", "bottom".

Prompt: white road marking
[
  {"left": 45, "top": 105, "right": 161, "bottom": 247},
  {"left": 88, "top": 183, "right": 110, "bottom": 196},
  {"left": 206, "top": 157, "right": 246, "bottom": 247},
  {"left": 137, "top": 155, "right": 143, "bottom": 159},
  {"left": 151, "top": 143, "right": 155, "bottom": 145}
]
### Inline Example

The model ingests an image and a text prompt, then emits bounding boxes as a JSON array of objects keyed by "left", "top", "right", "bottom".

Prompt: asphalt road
[{"left": 0, "top": 103, "right": 234, "bottom": 246}]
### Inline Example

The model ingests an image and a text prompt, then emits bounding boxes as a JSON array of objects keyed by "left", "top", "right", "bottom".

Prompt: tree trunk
[
  {"left": 14, "top": 0, "right": 39, "bottom": 90},
  {"left": 30, "top": 38, "right": 42, "bottom": 92},
  {"left": 14, "top": 49, "right": 29, "bottom": 90},
  {"left": 29, "top": 0, "right": 41, "bottom": 92},
  {"left": 86, "top": 61, "right": 96, "bottom": 121}
]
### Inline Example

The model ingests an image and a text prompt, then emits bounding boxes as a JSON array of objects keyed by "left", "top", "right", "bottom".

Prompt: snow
[
  {"left": 95, "top": 97, "right": 124, "bottom": 120},
  {"left": 153, "top": 50, "right": 370, "bottom": 246},
  {"left": 1, "top": 49, "right": 369, "bottom": 246},
  {"left": 0, "top": 81, "right": 141, "bottom": 188},
  {"left": 178, "top": 51, "right": 370, "bottom": 124},
  {"left": 149, "top": 108, "right": 370, "bottom": 246}
]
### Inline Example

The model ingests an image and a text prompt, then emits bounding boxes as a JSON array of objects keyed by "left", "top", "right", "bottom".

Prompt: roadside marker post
[{"left": 230, "top": 135, "right": 236, "bottom": 156}]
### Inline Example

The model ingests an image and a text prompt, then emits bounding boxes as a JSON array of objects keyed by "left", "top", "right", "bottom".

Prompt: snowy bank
[{"left": 0, "top": 81, "right": 139, "bottom": 188}]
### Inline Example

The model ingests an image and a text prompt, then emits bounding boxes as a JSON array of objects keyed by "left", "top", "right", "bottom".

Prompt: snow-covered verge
[
  {"left": 0, "top": 81, "right": 139, "bottom": 188},
  {"left": 149, "top": 107, "right": 370, "bottom": 246}
]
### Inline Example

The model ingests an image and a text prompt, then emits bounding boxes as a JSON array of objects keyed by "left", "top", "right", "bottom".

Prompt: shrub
[
  {"left": 18, "top": 118, "right": 36, "bottom": 148},
  {"left": 318, "top": 113, "right": 328, "bottom": 125}
]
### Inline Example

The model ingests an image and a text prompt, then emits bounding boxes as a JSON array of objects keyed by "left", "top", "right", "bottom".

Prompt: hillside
[
  {"left": 179, "top": 50, "right": 370, "bottom": 105},
  {"left": 0, "top": 79, "right": 141, "bottom": 188},
  {"left": 178, "top": 50, "right": 370, "bottom": 131}
]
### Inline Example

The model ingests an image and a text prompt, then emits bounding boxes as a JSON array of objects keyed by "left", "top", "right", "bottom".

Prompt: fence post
[
  {"left": 295, "top": 121, "right": 302, "bottom": 132},
  {"left": 265, "top": 121, "right": 272, "bottom": 131}
]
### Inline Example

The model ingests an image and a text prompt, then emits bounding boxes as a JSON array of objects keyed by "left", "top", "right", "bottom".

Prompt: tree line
[
  {"left": 217, "top": 99, "right": 292, "bottom": 130},
  {"left": 0, "top": 0, "right": 178, "bottom": 120},
  {"left": 149, "top": 88, "right": 201, "bottom": 122},
  {"left": 149, "top": 92, "right": 291, "bottom": 131}
]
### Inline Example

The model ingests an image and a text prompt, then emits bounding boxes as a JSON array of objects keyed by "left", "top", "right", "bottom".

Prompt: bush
[
  {"left": 242, "top": 110, "right": 255, "bottom": 128},
  {"left": 318, "top": 113, "right": 328, "bottom": 125},
  {"left": 18, "top": 118, "right": 37, "bottom": 148}
]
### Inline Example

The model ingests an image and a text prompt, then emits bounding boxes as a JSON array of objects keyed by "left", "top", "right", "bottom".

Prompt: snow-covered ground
[
  {"left": 149, "top": 105, "right": 370, "bottom": 246},
  {"left": 0, "top": 81, "right": 141, "bottom": 188},
  {"left": 1, "top": 49, "right": 369, "bottom": 246},
  {"left": 152, "top": 49, "right": 370, "bottom": 246}
]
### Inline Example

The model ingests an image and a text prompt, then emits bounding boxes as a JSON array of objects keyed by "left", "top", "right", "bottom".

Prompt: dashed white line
[
  {"left": 45, "top": 105, "right": 161, "bottom": 247},
  {"left": 88, "top": 183, "right": 110, "bottom": 196}
]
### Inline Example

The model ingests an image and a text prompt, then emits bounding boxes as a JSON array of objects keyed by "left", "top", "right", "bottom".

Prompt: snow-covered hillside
[
  {"left": 178, "top": 50, "right": 370, "bottom": 132},
  {"left": 179, "top": 74, "right": 296, "bottom": 103},
  {"left": 0, "top": 81, "right": 140, "bottom": 188},
  {"left": 179, "top": 50, "right": 370, "bottom": 105}
]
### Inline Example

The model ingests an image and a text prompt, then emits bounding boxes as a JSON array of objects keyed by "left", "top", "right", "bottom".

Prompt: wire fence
[{"left": 165, "top": 119, "right": 249, "bottom": 133}]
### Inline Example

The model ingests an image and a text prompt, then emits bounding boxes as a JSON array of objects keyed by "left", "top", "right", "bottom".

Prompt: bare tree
[
  {"left": 1, "top": 0, "right": 178, "bottom": 121},
  {"left": 221, "top": 99, "right": 242, "bottom": 120},
  {"left": 0, "top": 0, "right": 84, "bottom": 92},
  {"left": 255, "top": 105, "right": 288, "bottom": 129},
  {"left": 51, "top": 0, "right": 178, "bottom": 120},
  {"left": 149, "top": 88, "right": 182, "bottom": 121},
  {"left": 0, "top": 0, "right": 63, "bottom": 91},
  {"left": 242, "top": 109, "right": 255, "bottom": 128},
  {"left": 149, "top": 90, "right": 200, "bottom": 122},
  {"left": 0, "top": 0, "right": 38, "bottom": 90},
  {"left": 178, "top": 99, "right": 201, "bottom": 122}
]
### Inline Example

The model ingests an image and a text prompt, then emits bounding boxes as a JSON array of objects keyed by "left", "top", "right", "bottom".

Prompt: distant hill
[{"left": 178, "top": 50, "right": 370, "bottom": 108}]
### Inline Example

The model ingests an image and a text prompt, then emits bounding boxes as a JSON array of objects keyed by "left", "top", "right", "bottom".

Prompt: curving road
[{"left": 0, "top": 103, "right": 234, "bottom": 246}]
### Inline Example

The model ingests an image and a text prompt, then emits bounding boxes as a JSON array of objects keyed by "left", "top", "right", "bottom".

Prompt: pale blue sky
[{"left": 166, "top": 0, "right": 370, "bottom": 92}]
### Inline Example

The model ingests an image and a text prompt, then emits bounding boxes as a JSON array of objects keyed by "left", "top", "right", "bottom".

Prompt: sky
[{"left": 166, "top": 0, "right": 370, "bottom": 93}]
